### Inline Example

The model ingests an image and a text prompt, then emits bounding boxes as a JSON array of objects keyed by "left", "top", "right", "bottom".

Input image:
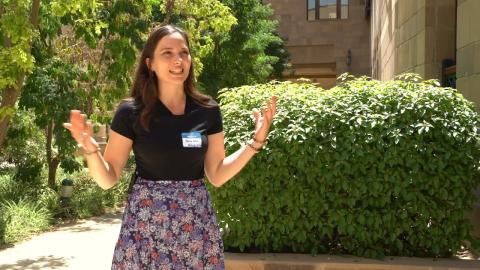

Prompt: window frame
[{"left": 307, "top": 0, "right": 349, "bottom": 21}]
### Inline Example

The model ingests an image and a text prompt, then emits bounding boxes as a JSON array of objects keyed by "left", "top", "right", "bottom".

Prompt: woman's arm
[
  {"left": 204, "top": 96, "right": 277, "bottom": 187},
  {"left": 64, "top": 110, "right": 132, "bottom": 190},
  {"left": 204, "top": 132, "right": 258, "bottom": 187}
]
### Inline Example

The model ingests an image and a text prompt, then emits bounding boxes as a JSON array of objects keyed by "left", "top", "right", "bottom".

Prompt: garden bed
[{"left": 225, "top": 253, "right": 480, "bottom": 270}]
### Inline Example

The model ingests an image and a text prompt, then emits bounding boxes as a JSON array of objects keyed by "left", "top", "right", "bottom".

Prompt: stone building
[
  {"left": 371, "top": 0, "right": 456, "bottom": 83},
  {"left": 265, "top": 0, "right": 479, "bottom": 111},
  {"left": 263, "top": 0, "right": 371, "bottom": 89},
  {"left": 371, "top": 0, "right": 479, "bottom": 110}
]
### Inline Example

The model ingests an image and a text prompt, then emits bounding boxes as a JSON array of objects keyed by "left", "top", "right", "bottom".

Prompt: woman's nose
[{"left": 174, "top": 54, "right": 183, "bottom": 63}]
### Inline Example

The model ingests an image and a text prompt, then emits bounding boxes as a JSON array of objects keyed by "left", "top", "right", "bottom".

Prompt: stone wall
[{"left": 263, "top": 0, "right": 371, "bottom": 89}]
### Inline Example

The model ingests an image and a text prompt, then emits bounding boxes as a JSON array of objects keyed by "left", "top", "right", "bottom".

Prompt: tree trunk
[
  {"left": 0, "top": 77, "right": 25, "bottom": 148},
  {"left": 48, "top": 157, "right": 60, "bottom": 190},
  {"left": 46, "top": 121, "right": 59, "bottom": 189},
  {"left": 0, "top": 0, "right": 41, "bottom": 149}
]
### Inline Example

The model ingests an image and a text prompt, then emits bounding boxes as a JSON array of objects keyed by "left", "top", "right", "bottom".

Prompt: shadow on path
[
  {"left": 89, "top": 211, "right": 124, "bottom": 223},
  {"left": 0, "top": 243, "right": 14, "bottom": 251},
  {"left": 56, "top": 211, "right": 123, "bottom": 233},
  {"left": 0, "top": 255, "right": 69, "bottom": 270}
]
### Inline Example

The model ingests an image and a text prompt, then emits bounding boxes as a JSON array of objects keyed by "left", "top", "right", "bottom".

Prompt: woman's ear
[{"left": 145, "top": 58, "right": 151, "bottom": 69}]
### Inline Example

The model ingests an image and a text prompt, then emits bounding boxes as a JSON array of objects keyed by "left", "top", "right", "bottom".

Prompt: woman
[{"left": 64, "top": 25, "right": 277, "bottom": 269}]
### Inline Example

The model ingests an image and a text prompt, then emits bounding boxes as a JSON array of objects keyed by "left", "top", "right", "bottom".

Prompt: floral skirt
[{"left": 111, "top": 176, "right": 224, "bottom": 270}]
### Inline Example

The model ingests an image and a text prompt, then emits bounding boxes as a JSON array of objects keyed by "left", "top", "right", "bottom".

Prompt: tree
[
  {"left": 7, "top": 0, "right": 117, "bottom": 188},
  {"left": 198, "top": 0, "right": 290, "bottom": 97},
  {"left": 20, "top": 58, "right": 83, "bottom": 188},
  {"left": 265, "top": 30, "right": 291, "bottom": 80},
  {"left": 0, "top": 0, "right": 100, "bottom": 149},
  {"left": 17, "top": 0, "right": 162, "bottom": 188},
  {"left": 4, "top": 0, "right": 237, "bottom": 188}
]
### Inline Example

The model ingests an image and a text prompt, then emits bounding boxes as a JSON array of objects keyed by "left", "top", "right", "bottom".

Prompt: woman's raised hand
[
  {"left": 252, "top": 96, "right": 278, "bottom": 143},
  {"left": 63, "top": 110, "right": 99, "bottom": 152}
]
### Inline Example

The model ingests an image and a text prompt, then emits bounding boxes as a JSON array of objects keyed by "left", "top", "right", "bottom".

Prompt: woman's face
[{"left": 148, "top": 32, "right": 191, "bottom": 87}]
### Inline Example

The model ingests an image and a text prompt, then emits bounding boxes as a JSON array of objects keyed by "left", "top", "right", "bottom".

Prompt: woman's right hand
[{"left": 63, "top": 110, "right": 99, "bottom": 152}]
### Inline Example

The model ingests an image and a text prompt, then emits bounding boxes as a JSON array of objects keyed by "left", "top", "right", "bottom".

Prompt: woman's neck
[{"left": 158, "top": 83, "right": 186, "bottom": 114}]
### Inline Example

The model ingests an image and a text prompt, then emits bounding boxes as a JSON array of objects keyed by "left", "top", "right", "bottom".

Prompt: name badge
[{"left": 181, "top": 132, "right": 202, "bottom": 148}]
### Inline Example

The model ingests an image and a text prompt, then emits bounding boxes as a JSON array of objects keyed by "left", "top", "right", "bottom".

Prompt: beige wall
[
  {"left": 457, "top": 0, "right": 480, "bottom": 111},
  {"left": 372, "top": 0, "right": 456, "bottom": 81},
  {"left": 263, "top": 0, "right": 371, "bottom": 89},
  {"left": 371, "top": 0, "right": 456, "bottom": 81}
]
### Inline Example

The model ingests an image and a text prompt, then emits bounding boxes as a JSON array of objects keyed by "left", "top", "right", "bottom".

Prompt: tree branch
[
  {"left": 30, "top": 0, "right": 40, "bottom": 27},
  {"left": 163, "top": 0, "right": 175, "bottom": 25},
  {"left": 0, "top": 2, "right": 11, "bottom": 48}
]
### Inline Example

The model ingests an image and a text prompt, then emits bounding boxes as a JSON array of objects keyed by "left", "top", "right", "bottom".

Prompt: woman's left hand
[{"left": 252, "top": 96, "right": 278, "bottom": 142}]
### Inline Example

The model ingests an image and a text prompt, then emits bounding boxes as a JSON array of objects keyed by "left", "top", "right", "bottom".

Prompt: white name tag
[{"left": 181, "top": 132, "right": 202, "bottom": 148}]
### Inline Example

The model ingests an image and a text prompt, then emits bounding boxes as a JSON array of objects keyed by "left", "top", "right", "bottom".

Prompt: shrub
[
  {"left": 2, "top": 108, "right": 46, "bottom": 185},
  {"left": 61, "top": 167, "right": 131, "bottom": 219},
  {"left": 37, "top": 185, "right": 62, "bottom": 218},
  {"left": 0, "top": 171, "right": 55, "bottom": 245},
  {"left": 13, "top": 159, "right": 44, "bottom": 185},
  {"left": 211, "top": 74, "right": 480, "bottom": 258},
  {"left": 0, "top": 207, "right": 6, "bottom": 245},
  {"left": 0, "top": 169, "right": 47, "bottom": 203},
  {"left": 0, "top": 199, "right": 51, "bottom": 244}
]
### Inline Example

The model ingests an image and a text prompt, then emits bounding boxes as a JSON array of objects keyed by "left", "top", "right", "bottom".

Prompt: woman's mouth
[{"left": 169, "top": 69, "right": 183, "bottom": 74}]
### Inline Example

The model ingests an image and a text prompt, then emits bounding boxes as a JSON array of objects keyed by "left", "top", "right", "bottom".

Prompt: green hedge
[{"left": 211, "top": 74, "right": 480, "bottom": 258}]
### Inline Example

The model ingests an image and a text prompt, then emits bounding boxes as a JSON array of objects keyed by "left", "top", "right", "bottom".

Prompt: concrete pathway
[
  {"left": 0, "top": 210, "right": 123, "bottom": 270},
  {"left": 1, "top": 210, "right": 480, "bottom": 270}
]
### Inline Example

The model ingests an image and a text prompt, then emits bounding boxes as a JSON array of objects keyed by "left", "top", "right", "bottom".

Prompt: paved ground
[
  {"left": 1, "top": 210, "right": 479, "bottom": 270},
  {"left": 0, "top": 210, "right": 123, "bottom": 270}
]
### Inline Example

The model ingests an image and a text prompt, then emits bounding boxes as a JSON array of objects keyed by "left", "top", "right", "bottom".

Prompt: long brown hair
[{"left": 129, "top": 24, "right": 214, "bottom": 131}]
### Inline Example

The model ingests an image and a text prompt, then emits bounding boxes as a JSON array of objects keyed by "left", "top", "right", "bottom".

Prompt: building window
[
  {"left": 307, "top": 0, "right": 349, "bottom": 20},
  {"left": 320, "top": 0, "right": 337, "bottom": 19},
  {"left": 307, "top": 0, "right": 316, "bottom": 21},
  {"left": 340, "top": 0, "right": 349, "bottom": 19}
]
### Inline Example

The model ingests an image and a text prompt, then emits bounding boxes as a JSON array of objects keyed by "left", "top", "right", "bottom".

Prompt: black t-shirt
[{"left": 110, "top": 95, "right": 223, "bottom": 180}]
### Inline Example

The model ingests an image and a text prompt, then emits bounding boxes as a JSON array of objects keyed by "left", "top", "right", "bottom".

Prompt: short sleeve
[
  {"left": 110, "top": 101, "right": 135, "bottom": 140},
  {"left": 206, "top": 105, "right": 223, "bottom": 135}
]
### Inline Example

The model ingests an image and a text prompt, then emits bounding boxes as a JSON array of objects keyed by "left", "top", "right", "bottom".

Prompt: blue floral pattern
[{"left": 111, "top": 177, "right": 224, "bottom": 270}]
